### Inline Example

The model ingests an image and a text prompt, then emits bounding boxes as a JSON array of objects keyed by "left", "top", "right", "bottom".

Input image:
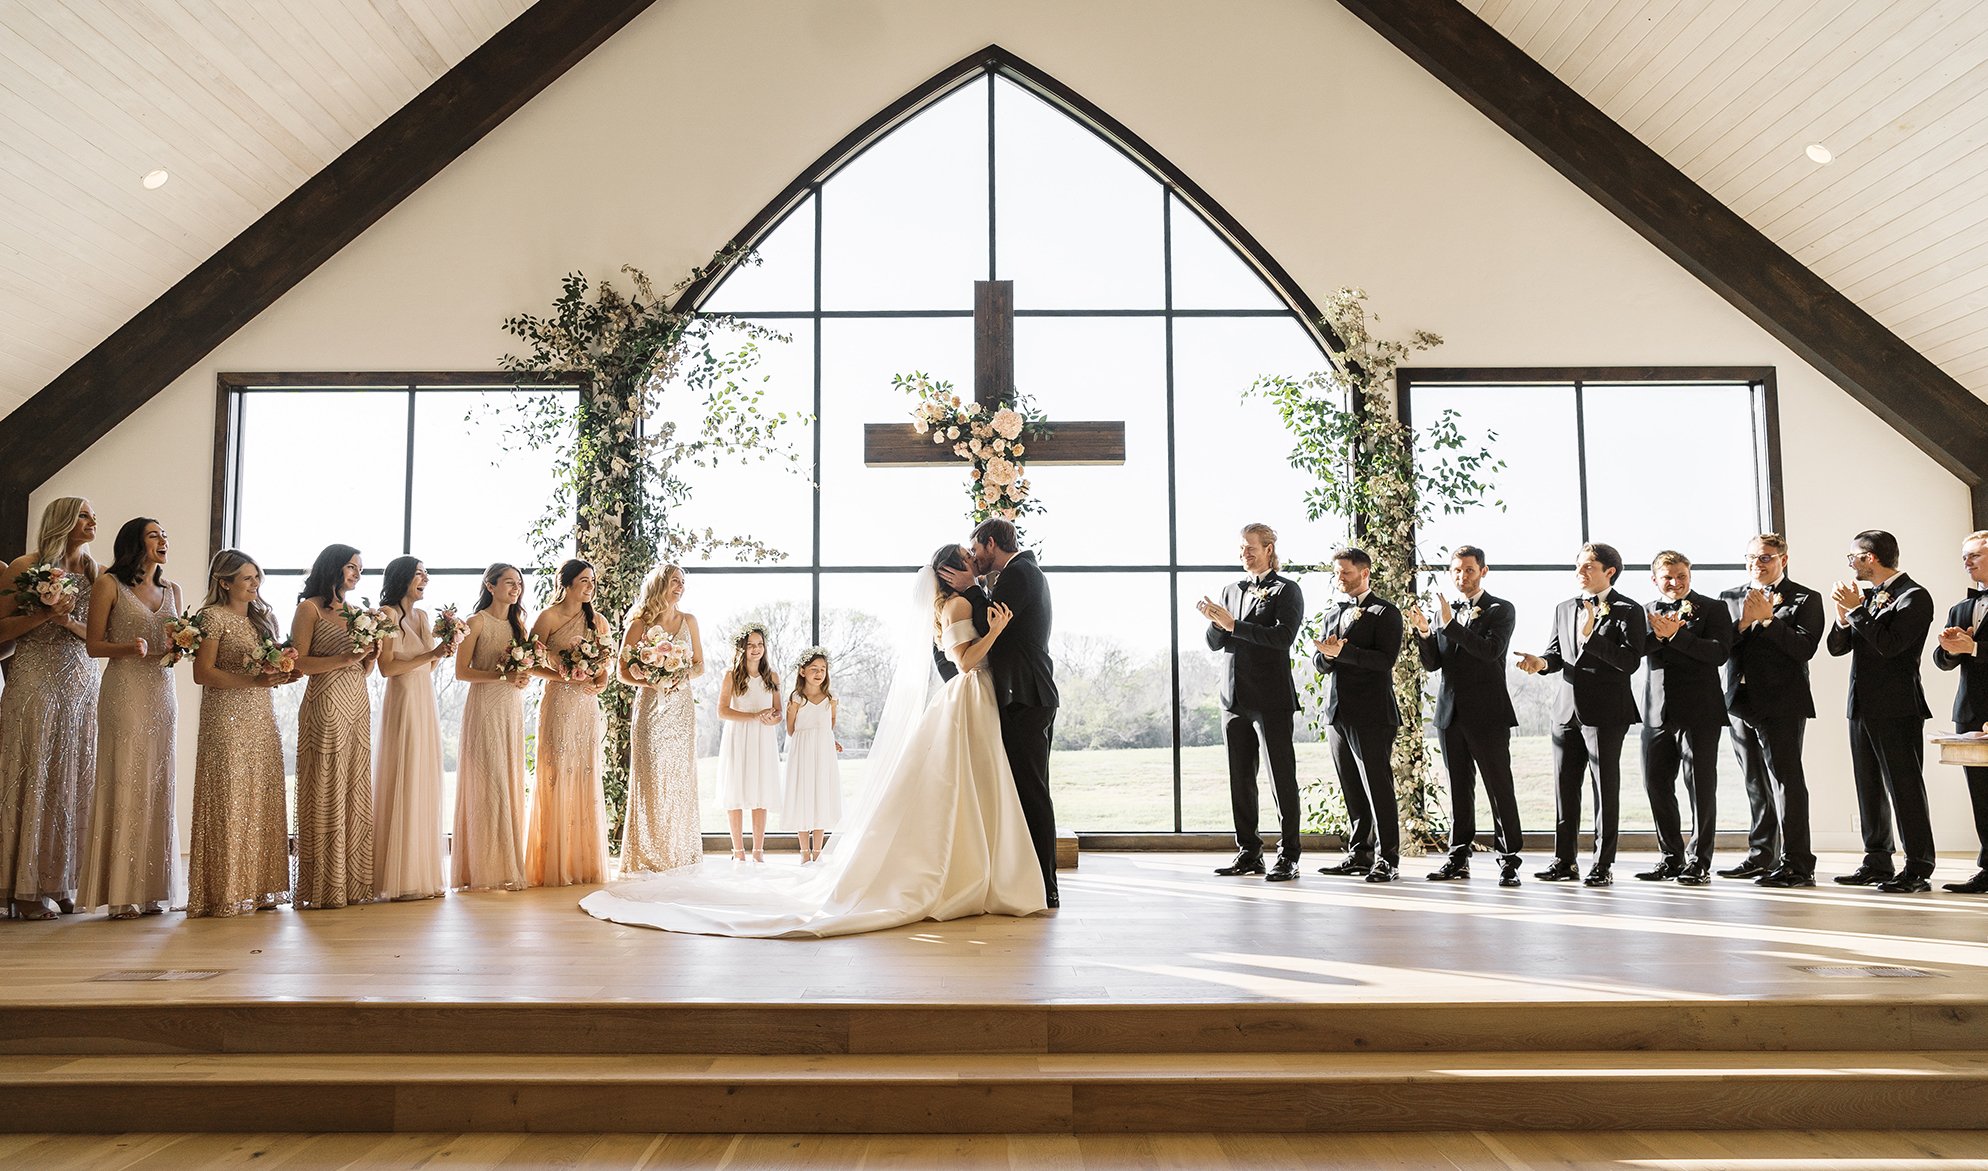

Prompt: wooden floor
[
  {"left": 6, "top": 1129, "right": 1988, "bottom": 1170},
  {"left": 5, "top": 850, "right": 1988, "bottom": 1007}
]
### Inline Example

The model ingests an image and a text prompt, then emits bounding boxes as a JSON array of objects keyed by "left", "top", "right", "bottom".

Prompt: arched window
[{"left": 668, "top": 50, "right": 1335, "bottom": 834}]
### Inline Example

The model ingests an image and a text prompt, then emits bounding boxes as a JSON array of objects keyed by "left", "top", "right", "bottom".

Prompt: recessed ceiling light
[
  {"left": 141, "top": 169, "right": 169, "bottom": 189},
  {"left": 1805, "top": 143, "right": 1833, "bottom": 164}
]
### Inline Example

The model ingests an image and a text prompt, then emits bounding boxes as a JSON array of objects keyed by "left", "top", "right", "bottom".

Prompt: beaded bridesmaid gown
[
  {"left": 373, "top": 609, "right": 445, "bottom": 900},
  {"left": 452, "top": 624, "right": 528, "bottom": 890},
  {"left": 619, "top": 625, "right": 702, "bottom": 875},
  {"left": 79, "top": 578, "right": 182, "bottom": 914},
  {"left": 185, "top": 607, "right": 291, "bottom": 917},
  {"left": 294, "top": 611, "right": 373, "bottom": 909},
  {"left": 526, "top": 613, "right": 609, "bottom": 887},
  {"left": 0, "top": 575, "right": 98, "bottom": 914}
]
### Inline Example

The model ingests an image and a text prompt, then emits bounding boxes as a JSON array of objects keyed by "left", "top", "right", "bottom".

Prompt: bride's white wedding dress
[{"left": 579, "top": 611, "right": 1047, "bottom": 938}]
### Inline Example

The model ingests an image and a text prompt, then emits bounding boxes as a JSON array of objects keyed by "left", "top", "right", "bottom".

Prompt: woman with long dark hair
[
  {"left": 372, "top": 555, "right": 450, "bottom": 901},
  {"left": 525, "top": 559, "right": 612, "bottom": 887},
  {"left": 451, "top": 563, "right": 531, "bottom": 890},
  {"left": 78, "top": 517, "right": 182, "bottom": 917},
  {"left": 289, "top": 543, "right": 378, "bottom": 909},
  {"left": 0, "top": 497, "right": 100, "bottom": 920},
  {"left": 186, "top": 549, "right": 294, "bottom": 917}
]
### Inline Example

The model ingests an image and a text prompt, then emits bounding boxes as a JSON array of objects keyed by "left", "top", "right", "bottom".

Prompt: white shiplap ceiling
[
  {"left": 1460, "top": 0, "right": 1988, "bottom": 399},
  {"left": 0, "top": 0, "right": 531, "bottom": 419}
]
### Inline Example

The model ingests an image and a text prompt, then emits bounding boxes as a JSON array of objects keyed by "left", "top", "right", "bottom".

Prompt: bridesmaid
[
  {"left": 289, "top": 544, "right": 378, "bottom": 910},
  {"left": 373, "top": 556, "right": 450, "bottom": 901},
  {"left": 617, "top": 563, "right": 705, "bottom": 874},
  {"left": 186, "top": 550, "right": 294, "bottom": 917},
  {"left": 525, "top": 559, "right": 612, "bottom": 887},
  {"left": 79, "top": 517, "right": 182, "bottom": 918},
  {"left": 452, "top": 563, "right": 531, "bottom": 891},
  {"left": 0, "top": 497, "right": 100, "bottom": 920}
]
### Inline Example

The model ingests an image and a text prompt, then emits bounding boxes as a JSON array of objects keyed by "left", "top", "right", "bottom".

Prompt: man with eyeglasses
[
  {"left": 1718, "top": 534, "right": 1825, "bottom": 886},
  {"left": 1826, "top": 529, "right": 1937, "bottom": 893},
  {"left": 1930, "top": 531, "right": 1988, "bottom": 894}
]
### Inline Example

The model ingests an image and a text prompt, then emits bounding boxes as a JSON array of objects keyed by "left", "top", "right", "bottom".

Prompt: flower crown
[
  {"left": 791, "top": 644, "right": 831, "bottom": 670},
  {"left": 732, "top": 620, "right": 768, "bottom": 648}
]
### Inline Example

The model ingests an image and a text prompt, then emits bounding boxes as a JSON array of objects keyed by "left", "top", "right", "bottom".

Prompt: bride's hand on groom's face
[{"left": 939, "top": 563, "right": 977, "bottom": 593}]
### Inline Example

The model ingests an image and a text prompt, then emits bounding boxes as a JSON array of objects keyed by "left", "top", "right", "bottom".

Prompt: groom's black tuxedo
[
  {"left": 964, "top": 550, "right": 1059, "bottom": 899},
  {"left": 1206, "top": 571, "right": 1304, "bottom": 860}
]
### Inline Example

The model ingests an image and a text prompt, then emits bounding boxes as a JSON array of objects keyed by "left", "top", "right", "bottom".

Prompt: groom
[{"left": 941, "top": 517, "right": 1061, "bottom": 907}]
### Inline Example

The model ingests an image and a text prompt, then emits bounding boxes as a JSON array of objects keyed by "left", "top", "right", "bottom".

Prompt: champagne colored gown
[
  {"left": 78, "top": 578, "right": 181, "bottom": 914},
  {"left": 453, "top": 620, "right": 528, "bottom": 890},
  {"left": 618, "top": 624, "right": 702, "bottom": 874},
  {"left": 526, "top": 611, "right": 609, "bottom": 887},
  {"left": 373, "top": 608, "right": 446, "bottom": 900},
  {"left": 295, "top": 610, "right": 373, "bottom": 909},
  {"left": 185, "top": 606, "right": 291, "bottom": 917},
  {"left": 0, "top": 575, "right": 98, "bottom": 913}
]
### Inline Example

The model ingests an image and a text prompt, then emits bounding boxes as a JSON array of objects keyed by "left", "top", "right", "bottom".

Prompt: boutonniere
[
  {"left": 1248, "top": 583, "right": 1276, "bottom": 603},
  {"left": 1770, "top": 592, "right": 1784, "bottom": 607},
  {"left": 1456, "top": 601, "right": 1479, "bottom": 623},
  {"left": 1870, "top": 590, "right": 1892, "bottom": 611},
  {"left": 1593, "top": 599, "right": 1612, "bottom": 619},
  {"left": 1677, "top": 600, "right": 1694, "bottom": 619}
]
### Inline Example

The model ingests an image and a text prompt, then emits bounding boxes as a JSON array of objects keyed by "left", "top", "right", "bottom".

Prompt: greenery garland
[
  {"left": 499, "top": 257, "right": 806, "bottom": 845},
  {"left": 1248, "top": 288, "right": 1503, "bottom": 852}
]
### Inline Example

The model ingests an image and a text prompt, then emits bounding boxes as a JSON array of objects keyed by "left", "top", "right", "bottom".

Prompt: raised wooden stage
[{"left": 3, "top": 851, "right": 1987, "bottom": 1139}]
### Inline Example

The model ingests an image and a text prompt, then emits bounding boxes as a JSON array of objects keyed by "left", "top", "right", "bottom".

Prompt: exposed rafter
[
  {"left": 1332, "top": 0, "right": 1988, "bottom": 525},
  {"left": 0, "top": 0, "right": 660, "bottom": 558}
]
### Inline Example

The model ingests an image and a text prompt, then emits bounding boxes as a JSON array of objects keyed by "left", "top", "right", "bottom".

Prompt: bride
[{"left": 579, "top": 544, "right": 1049, "bottom": 938}]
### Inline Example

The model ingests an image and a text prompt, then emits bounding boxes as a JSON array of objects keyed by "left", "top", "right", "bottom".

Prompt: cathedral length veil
[{"left": 579, "top": 564, "right": 1047, "bottom": 938}]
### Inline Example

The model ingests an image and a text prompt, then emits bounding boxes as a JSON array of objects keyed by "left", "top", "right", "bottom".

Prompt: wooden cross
[{"left": 862, "top": 280, "right": 1128, "bottom": 467}]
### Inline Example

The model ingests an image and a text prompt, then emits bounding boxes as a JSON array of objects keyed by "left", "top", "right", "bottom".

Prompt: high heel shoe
[
  {"left": 752, "top": 849, "right": 766, "bottom": 865},
  {"left": 731, "top": 848, "right": 746, "bottom": 864},
  {"left": 8, "top": 899, "right": 58, "bottom": 921}
]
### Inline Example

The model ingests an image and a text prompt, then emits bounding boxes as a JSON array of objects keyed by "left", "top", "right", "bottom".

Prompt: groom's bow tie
[{"left": 1971, "top": 587, "right": 1988, "bottom": 600}]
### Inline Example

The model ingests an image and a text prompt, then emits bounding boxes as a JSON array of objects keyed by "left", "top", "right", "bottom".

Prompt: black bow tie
[
  {"left": 1655, "top": 601, "right": 1683, "bottom": 613},
  {"left": 1971, "top": 588, "right": 1988, "bottom": 600}
]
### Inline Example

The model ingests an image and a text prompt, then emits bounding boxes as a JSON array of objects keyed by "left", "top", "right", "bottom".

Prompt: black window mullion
[
  {"left": 402, "top": 385, "right": 418, "bottom": 556},
  {"left": 1573, "top": 380, "right": 1590, "bottom": 544},
  {"left": 811, "top": 183, "right": 825, "bottom": 646},
  {"left": 1163, "top": 189, "right": 1183, "bottom": 834},
  {"left": 986, "top": 69, "right": 997, "bottom": 282}
]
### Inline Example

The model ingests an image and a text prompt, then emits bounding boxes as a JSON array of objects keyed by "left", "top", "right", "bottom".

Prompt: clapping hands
[
  {"left": 1196, "top": 596, "right": 1236, "bottom": 631},
  {"left": 1940, "top": 626, "right": 1978, "bottom": 657}
]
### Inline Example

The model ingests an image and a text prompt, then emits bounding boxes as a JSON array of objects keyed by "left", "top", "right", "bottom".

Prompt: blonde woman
[{"left": 617, "top": 564, "right": 705, "bottom": 875}]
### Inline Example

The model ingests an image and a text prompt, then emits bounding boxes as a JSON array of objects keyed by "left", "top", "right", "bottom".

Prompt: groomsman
[
  {"left": 1199, "top": 524, "right": 1306, "bottom": 882},
  {"left": 1409, "top": 545, "right": 1523, "bottom": 886},
  {"left": 1718, "top": 534, "right": 1825, "bottom": 887},
  {"left": 1931, "top": 530, "right": 1988, "bottom": 894},
  {"left": 1517, "top": 543, "right": 1646, "bottom": 887},
  {"left": 1310, "top": 547, "right": 1404, "bottom": 883},
  {"left": 1826, "top": 529, "right": 1937, "bottom": 893},
  {"left": 1636, "top": 551, "right": 1733, "bottom": 885}
]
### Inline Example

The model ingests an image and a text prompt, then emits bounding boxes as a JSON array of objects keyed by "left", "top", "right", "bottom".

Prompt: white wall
[{"left": 30, "top": 0, "right": 1975, "bottom": 854}]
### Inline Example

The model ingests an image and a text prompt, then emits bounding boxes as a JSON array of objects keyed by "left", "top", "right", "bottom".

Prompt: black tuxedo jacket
[
  {"left": 1825, "top": 572, "right": 1933, "bottom": 720},
  {"left": 1538, "top": 588, "right": 1646, "bottom": 728},
  {"left": 1639, "top": 590, "right": 1734, "bottom": 728},
  {"left": 1415, "top": 592, "right": 1517, "bottom": 731},
  {"left": 1719, "top": 577, "right": 1824, "bottom": 722},
  {"left": 1311, "top": 592, "right": 1402, "bottom": 727},
  {"left": 967, "top": 550, "right": 1058, "bottom": 709},
  {"left": 1933, "top": 592, "right": 1988, "bottom": 728},
  {"left": 1205, "top": 572, "right": 1303, "bottom": 713}
]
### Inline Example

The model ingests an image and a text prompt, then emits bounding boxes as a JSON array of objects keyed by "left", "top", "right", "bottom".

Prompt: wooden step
[
  {"left": 7, "top": 999, "right": 1984, "bottom": 1056},
  {"left": 2, "top": 1051, "right": 1984, "bottom": 1134}
]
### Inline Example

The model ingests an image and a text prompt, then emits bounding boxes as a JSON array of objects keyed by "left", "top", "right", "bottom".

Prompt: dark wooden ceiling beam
[
  {"left": 0, "top": 0, "right": 660, "bottom": 558},
  {"left": 1332, "top": 0, "right": 1988, "bottom": 519}
]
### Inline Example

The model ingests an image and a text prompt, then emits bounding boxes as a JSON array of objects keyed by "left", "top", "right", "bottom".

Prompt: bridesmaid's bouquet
[
  {"left": 10, "top": 562, "right": 79, "bottom": 613},
  {"left": 247, "top": 637, "right": 298, "bottom": 678},
  {"left": 335, "top": 598, "right": 394, "bottom": 654},
  {"left": 432, "top": 604, "right": 466, "bottom": 652},
  {"left": 163, "top": 609, "right": 208, "bottom": 666},
  {"left": 558, "top": 633, "right": 612, "bottom": 684},
  {"left": 500, "top": 636, "right": 547, "bottom": 679},
  {"left": 623, "top": 625, "right": 690, "bottom": 688}
]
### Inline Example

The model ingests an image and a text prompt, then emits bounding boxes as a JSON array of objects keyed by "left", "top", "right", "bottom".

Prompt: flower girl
[
  {"left": 782, "top": 647, "right": 843, "bottom": 863},
  {"left": 715, "top": 623, "right": 782, "bottom": 864}
]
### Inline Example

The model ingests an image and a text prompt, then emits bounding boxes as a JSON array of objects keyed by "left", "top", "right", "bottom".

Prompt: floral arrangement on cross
[{"left": 893, "top": 372, "right": 1049, "bottom": 522}]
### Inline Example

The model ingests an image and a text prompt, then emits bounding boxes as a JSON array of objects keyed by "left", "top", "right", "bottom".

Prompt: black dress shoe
[
  {"left": 1316, "top": 857, "right": 1373, "bottom": 876},
  {"left": 1498, "top": 862, "right": 1521, "bottom": 888},
  {"left": 1833, "top": 866, "right": 1895, "bottom": 886},
  {"left": 1877, "top": 873, "right": 1932, "bottom": 893},
  {"left": 1717, "top": 859, "right": 1772, "bottom": 880},
  {"left": 1676, "top": 862, "right": 1711, "bottom": 886},
  {"left": 1582, "top": 867, "right": 1614, "bottom": 887},
  {"left": 1635, "top": 859, "right": 1683, "bottom": 882},
  {"left": 1363, "top": 860, "right": 1399, "bottom": 883},
  {"left": 1426, "top": 858, "right": 1471, "bottom": 881},
  {"left": 1045, "top": 892, "right": 1059, "bottom": 908},
  {"left": 1535, "top": 860, "right": 1580, "bottom": 882},
  {"left": 1213, "top": 851, "right": 1266, "bottom": 876},
  {"left": 1265, "top": 857, "right": 1299, "bottom": 882},
  {"left": 1943, "top": 869, "right": 1988, "bottom": 894},
  {"left": 1755, "top": 868, "right": 1815, "bottom": 888}
]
